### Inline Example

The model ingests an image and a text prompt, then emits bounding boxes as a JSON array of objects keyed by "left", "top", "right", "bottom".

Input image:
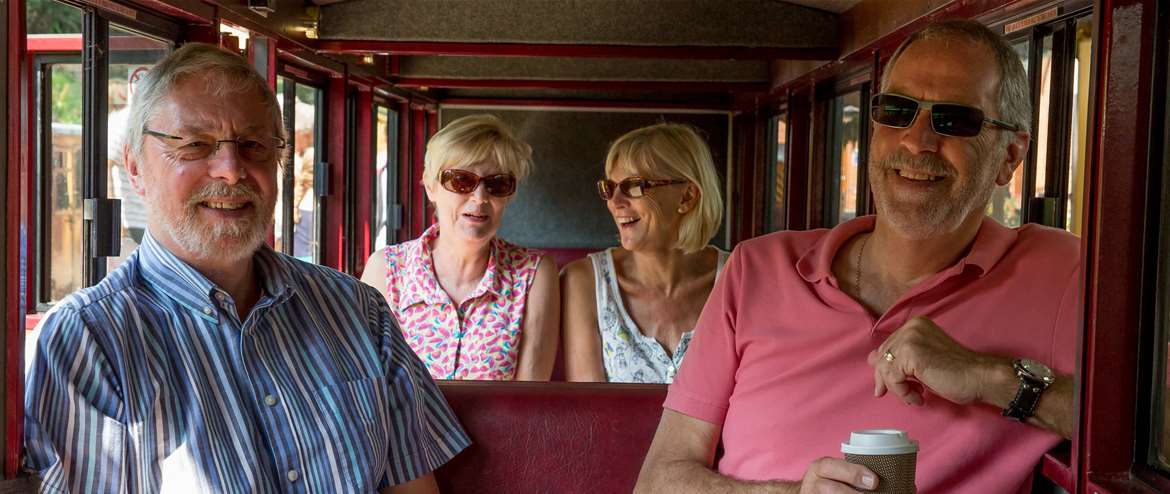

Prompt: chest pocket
[{"left": 309, "top": 377, "right": 392, "bottom": 491}]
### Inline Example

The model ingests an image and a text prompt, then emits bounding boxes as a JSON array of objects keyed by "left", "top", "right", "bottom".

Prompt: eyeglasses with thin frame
[
  {"left": 596, "top": 177, "right": 688, "bottom": 201},
  {"left": 869, "top": 93, "right": 1021, "bottom": 138},
  {"left": 440, "top": 169, "right": 518, "bottom": 197},
  {"left": 143, "top": 128, "right": 286, "bottom": 163}
]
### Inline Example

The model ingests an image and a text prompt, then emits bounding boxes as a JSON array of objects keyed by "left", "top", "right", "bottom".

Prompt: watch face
[{"left": 1019, "top": 359, "right": 1056, "bottom": 383}]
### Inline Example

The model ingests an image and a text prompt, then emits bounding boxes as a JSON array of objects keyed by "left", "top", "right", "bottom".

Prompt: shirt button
[
  {"left": 203, "top": 307, "right": 213, "bottom": 315},
  {"left": 264, "top": 394, "right": 278, "bottom": 406},
  {"left": 215, "top": 292, "right": 226, "bottom": 301},
  {"left": 667, "top": 367, "right": 677, "bottom": 378},
  {"left": 287, "top": 469, "right": 299, "bottom": 482}
]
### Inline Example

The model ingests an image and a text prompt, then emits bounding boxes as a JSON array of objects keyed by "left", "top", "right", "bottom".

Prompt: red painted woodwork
[
  {"left": 437, "top": 98, "right": 731, "bottom": 111},
  {"left": 394, "top": 77, "right": 769, "bottom": 94},
  {"left": 784, "top": 87, "right": 812, "bottom": 231},
  {"left": 396, "top": 101, "right": 412, "bottom": 244},
  {"left": 434, "top": 382, "right": 667, "bottom": 493},
  {"left": 353, "top": 87, "right": 374, "bottom": 276},
  {"left": 5, "top": 0, "right": 26, "bottom": 478},
  {"left": 411, "top": 108, "right": 428, "bottom": 238},
  {"left": 1076, "top": 0, "right": 1161, "bottom": 492},
  {"left": 323, "top": 74, "right": 347, "bottom": 270},
  {"left": 1041, "top": 450, "right": 1075, "bottom": 493},
  {"left": 125, "top": 0, "right": 213, "bottom": 24},
  {"left": 318, "top": 40, "right": 837, "bottom": 61}
]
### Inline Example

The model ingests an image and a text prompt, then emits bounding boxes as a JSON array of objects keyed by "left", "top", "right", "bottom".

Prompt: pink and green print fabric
[{"left": 382, "top": 225, "right": 543, "bottom": 380}]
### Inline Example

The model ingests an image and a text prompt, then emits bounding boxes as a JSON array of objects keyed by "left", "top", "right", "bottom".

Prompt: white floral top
[{"left": 589, "top": 247, "right": 729, "bottom": 384}]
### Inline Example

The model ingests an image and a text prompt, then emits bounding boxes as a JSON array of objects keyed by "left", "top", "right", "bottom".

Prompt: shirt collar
[
  {"left": 795, "top": 215, "right": 1018, "bottom": 283},
  {"left": 138, "top": 230, "right": 295, "bottom": 320},
  {"left": 399, "top": 224, "right": 504, "bottom": 308}
]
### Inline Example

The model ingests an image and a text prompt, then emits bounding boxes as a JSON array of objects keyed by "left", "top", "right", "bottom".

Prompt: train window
[
  {"left": 1002, "top": 12, "right": 1094, "bottom": 232},
  {"left": 373, "top": 104, "right": 398, "bottom": 249},
  {"left": 766, "top": 111, "right": 788, "bottom": 232},
  {"left": 29, "top": 0, "right": 83, "bottom": 307},
  {"left": 105, "top": 26, "right": 169, "bottom": 273},
  {"left": 1064, "top": 16, "right": 1093, "bottom": 236},
  {"left": 825, "top": 89, "right": 865, "bottom": 226},
  {"left": 275, "top": 75, "right": 324, "bottom": 263}
]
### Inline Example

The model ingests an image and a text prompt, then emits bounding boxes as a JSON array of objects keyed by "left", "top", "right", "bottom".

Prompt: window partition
[
  {"left": 824, "top": 88, "right": 866, "bottom": 227},
  {"left": 274, "top": 74, "right": 324, "bottom": 263},
  {"left": 766, "top": 111, "right": 788, "bottom": 232}
]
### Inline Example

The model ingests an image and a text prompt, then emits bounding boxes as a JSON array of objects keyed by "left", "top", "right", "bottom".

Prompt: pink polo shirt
[{"left": 665, "top": 216, "right": 1079, "bottom": 494}]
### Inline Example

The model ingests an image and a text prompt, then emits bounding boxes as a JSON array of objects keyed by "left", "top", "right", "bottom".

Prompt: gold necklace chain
[{"left": 855, "top": 234, "right": 869, "bottom": 297}]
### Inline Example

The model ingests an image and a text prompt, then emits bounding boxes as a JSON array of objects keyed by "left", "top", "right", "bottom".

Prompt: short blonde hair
[
  {"left": 424, "top": 114, "right": 533, "bottom": 186},
  {"left": 605, "top": 123, "right": 723, "bottom": 253}
]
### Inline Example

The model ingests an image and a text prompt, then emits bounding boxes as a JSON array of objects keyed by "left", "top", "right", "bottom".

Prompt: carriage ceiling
[{"left": 297, "top": 0, "right": 857, "bottom": 106}]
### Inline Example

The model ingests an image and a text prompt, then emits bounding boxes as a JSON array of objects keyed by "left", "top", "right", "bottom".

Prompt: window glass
[
  {"left": 106, "top": 26, "right": 169, "bottom": 272},
  {"left": 374, "top": 105, "right": 391, "bottom": 249},
  {"left": 275, "top": 76, "right": 288, "bottom": 253},
  {"left": 291, "top": 84, "right": 320, "bottom": 262},
  {"left": 45, "top": 63, "right": 85, "bottom": 303},
  {"left": 1034, "top": 33, "right": 1055, "bottom": 199},
  {"left": 828, "top": 91, "right": 862, "bottom": 225},
  {"left": 274, "top": 76, "right": 322, "bottom": 262},
  {"left": 1157, "top": 16, "right": 1170, "bottom": 473},
  {"left": 26, "top": 0, "right": 81, "bottom": 34},
  {"left": 1065, "top": 17, "right": 1093, "bottom": 236},
  {"left": 768, "top": 113, "right": 788, "bottom": 232}
]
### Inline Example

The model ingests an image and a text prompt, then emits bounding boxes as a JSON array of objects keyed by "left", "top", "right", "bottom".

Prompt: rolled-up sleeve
[
  {"left": 372, "top": 291, "right": 470, "bottom": 487},
  {"left": 25, "top": 305, "right": 127, "bottom": 494}
]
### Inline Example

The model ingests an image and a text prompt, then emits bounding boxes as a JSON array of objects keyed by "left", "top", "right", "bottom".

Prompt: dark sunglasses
[
  {"left": 870, "top": 93, "right": 1021, "bottom": 138},
  {"left": 440, "top": 169, "right": 517, "bottom": 197},
  {"left": 596, "top": 177, "right": 688, "bottom": 200}
]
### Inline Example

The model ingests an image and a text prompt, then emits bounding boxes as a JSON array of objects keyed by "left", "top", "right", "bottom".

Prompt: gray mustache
[
  {"left": 877, "top": 151, "right": 955, "bottom": 178},
  {"left": 186, "top": 182, "right": 261, "bottom": 206}
]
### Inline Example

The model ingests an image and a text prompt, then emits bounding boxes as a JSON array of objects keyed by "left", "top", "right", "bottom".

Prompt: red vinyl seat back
[{"left": 435, "top": 381, "right": 667, "bottom": 493}]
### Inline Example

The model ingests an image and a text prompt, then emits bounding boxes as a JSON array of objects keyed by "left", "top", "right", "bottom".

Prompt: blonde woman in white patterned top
[{"left": 561, "top": 123, "right": 727, "bottom": 383}]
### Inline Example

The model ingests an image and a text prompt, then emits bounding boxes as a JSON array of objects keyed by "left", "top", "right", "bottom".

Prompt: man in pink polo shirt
[{"left": 635, "top": 20, "right": 1077, "bottom": 494}]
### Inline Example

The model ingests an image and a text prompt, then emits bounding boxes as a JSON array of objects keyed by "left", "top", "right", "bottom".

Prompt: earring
[{"left": 677, "top": 207, "right": 687, "bottom": 214}]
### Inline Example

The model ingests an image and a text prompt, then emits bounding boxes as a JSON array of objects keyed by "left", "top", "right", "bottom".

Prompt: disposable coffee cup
[{"left": 841, "top": 429, "right": 918, "bottom": 493}]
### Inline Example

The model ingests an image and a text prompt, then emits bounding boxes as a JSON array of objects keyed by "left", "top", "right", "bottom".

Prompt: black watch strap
[{"left": 1003, "top": 360, "right": 1051, "bottom": 421}]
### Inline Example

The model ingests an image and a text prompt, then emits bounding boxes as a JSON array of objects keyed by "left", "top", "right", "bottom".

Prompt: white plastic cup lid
[{"left": 840, "top": 429, "right": 919, "bottom": 455}]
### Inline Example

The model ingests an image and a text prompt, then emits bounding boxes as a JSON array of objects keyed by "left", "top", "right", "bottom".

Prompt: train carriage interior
[{"left": 1, "top": 0, "right": 1168, "bottom": 492}]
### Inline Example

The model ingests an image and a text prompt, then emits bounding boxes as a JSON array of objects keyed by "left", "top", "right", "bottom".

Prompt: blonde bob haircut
[
  {"left": 605, "top": 123, "right": 723, "bottom": 254},
  {"left": 423, "top": 114, "right": 533, "bottom": 187}
]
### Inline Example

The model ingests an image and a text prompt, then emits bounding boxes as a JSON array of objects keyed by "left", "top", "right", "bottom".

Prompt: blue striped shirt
[{"left": 24, "top": 233, "right": 470, "bottom": 493}]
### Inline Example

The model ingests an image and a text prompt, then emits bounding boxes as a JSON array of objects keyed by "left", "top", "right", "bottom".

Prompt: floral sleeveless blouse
[
  {"left": 589, "top": 247, "right": 729, "bottom": 384},
  {"left": 383, "top": 224, "right": 544, "bottom": 380}
]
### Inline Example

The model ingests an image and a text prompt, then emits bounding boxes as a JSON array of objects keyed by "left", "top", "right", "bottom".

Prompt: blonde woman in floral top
[
  {"left": 361, "top": 114, "right": 559, "bottom": 381},
  {"left": 561, "top": 123, "right": 728, "bottom": 383}
]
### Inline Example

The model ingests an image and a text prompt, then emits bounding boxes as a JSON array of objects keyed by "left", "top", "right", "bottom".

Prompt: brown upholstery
[{"left": 435, "top": 381, "right": 667, "bottom": 493}]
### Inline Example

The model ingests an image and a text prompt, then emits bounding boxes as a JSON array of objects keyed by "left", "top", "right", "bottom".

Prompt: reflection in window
[
  {"left": 768, "top": 113, "right": 788, "bottom": 232},
  {"left": 828, "top": 91, "right": 862, "bottom": 226},
  {"left": 374, "top": 105, "right": 392, "bottom": 249},
  {"left": 274, "top": 76, "right": 321, "bottom": 262},
  {"left": 1034, "top": 33, "right": 1055, "bottom": 200},
  {"left": 26, "top": 0, "right": 81, "bottom": 35},
  {"left": 989, "top": 38, "right": 1032, "bottom": 227},
  {"left": 106, "top": 26, "right": 170, "bottom": 273},
  {"left": 46, "top": 65, "right": 84, "bottom": 303},
  {"left": 1065, "top": 17, "right": 1093, "bottom": 236}
]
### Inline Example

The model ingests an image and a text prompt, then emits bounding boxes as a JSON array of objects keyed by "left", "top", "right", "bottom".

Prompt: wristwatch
[{"left": 1003, "top": 358, "right": 1056, "bottom": 421}]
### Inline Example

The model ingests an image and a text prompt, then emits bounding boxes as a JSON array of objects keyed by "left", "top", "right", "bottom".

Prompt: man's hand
[
  {"left": 867, "top": 316, "right": 1008, "bottom": 406},
  {"left": 797, "top": 457, "right": 877, "bottom": 493}
]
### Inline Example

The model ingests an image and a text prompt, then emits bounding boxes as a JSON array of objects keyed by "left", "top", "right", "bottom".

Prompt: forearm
[
  {"left": 636, "top": 459, "right": 792, "bottom": 494},
  {"left": 981, "top": 360, "right": 1075, "bottom": 439}
]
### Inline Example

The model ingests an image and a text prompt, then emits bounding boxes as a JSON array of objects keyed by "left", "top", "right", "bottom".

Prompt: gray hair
[
  {"left": 880, "top": 19, "right": 1032, "bottom": 136},
  {"left": 125, "top": 42, "right": 284, "bottom": 163}
]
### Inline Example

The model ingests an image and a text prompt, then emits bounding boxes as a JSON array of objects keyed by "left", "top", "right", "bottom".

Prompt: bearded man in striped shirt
[{"left": 24, "top": 43, "right": 469, "bottom": 494}]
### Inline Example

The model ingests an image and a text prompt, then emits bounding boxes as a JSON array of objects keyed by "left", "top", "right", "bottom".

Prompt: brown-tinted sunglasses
[
  {"left": 596, "top": 177, "right": 688, "bottom": 200},
  {"left": 440, "top": 169, "right": 518, "bottom": 197}
]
